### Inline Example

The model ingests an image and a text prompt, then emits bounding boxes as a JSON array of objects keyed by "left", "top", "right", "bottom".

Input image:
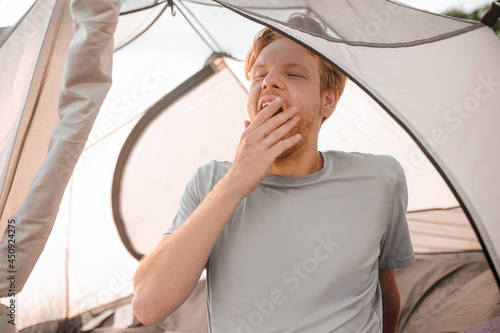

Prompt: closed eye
[
  {"left": 252, "top": 73, "right": 267, "bottom": 80},
  {"left": 287, "top": 72, "right": 305, "bottom": 78}
]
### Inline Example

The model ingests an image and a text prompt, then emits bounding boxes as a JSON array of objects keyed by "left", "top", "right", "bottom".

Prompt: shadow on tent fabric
[{"left": 397, "top": 252, "right": 500, "bottom": 332}]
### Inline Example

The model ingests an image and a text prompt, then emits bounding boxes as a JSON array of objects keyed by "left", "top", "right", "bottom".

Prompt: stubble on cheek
[
  {"left": 274, "top": 113, "right": 314, "bottom": 160},
  {"left": 246, "top": 99, "right": 255, "bottom": 121}
]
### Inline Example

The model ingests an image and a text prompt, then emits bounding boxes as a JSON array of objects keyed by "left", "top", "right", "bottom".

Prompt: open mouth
[
  {"left": 273, "top": 108, "right": 283, "bottom": 117},
  {"left": 261, "top": 101, "right": 283, "bottom": 117}
]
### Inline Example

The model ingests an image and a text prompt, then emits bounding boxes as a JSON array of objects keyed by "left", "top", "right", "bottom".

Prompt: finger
[
  {"left": 268, "top": 133, "right": 302, "bottom": 158},
  {"left": 244, "top": 120, "right": 251, "bottom": 129},
  {"left": 261, "top": 114, "right": 300, "bottom": 149},
  {"left": 244, "top": 97, "right": 282, "bottom": 134},
  {"left": 253, "top": 105, "right": 298, "bottom": 142}
]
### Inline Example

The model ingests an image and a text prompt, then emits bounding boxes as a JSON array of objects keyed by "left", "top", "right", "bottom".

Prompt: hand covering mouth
[
  {"left": 261, "top": 101, "right": 283, "bottom": 117},
  {"left": 273, "top": 108, "right": 284, "bottom": 117}
]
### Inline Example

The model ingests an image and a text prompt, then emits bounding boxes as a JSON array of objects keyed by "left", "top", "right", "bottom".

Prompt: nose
[{"left": 261, "top": 68, "right": 283, "bottom": 91}]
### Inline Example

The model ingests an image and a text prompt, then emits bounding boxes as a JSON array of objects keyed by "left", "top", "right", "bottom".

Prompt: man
[{"left": 132, "top": 14, "right": 415, "bottom": 333}]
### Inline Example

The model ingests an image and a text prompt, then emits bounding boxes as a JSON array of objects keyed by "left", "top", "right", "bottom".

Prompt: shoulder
[
  {"left": 322, "top": 150, "right": 405, "bottom": 188},
  {"left": 191, "top": 159, "right": 233, "bottom": 194},
  {"left": 323, "top": 150, "right": 402, "bottom": 173},
  {"left": 195, "top": 159, "right": 232, "bottom": 178}
]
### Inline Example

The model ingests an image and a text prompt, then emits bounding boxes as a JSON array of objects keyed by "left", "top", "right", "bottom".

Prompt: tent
[{"left": 0, "top": 0, "right": 499, "bottom": 331}]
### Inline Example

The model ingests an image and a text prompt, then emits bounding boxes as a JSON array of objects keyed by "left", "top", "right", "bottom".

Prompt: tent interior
[{"left": 0, "top": 0, "right": 499, "bottom": 332}]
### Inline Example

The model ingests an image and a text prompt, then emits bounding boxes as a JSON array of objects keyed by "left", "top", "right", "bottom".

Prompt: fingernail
[
  {"left": 275, "top": 97, "right": 281, "bottom": 103},
  {"left": 294, "top": 134, "right": 302, "bottom": 139},
  {"left": 290, "top": 106, "right": 297, "bottom": 111},
  {"left": 292, "top": 115, "right": 299, "bottom": 121}
]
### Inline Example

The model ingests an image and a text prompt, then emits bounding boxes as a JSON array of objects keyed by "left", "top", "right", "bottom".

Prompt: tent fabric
[
  {"left": 0, "top": 0, "right": 120, "bottom": 330},
  {"left": 0, "top": 0, "right": 499, "bottom": 331},
  {"left": 0, "top": 0, "right": 71, "bottom": 243},
  {"left": 0, "top": 3, "right": 75, "bottom": 326},
  {"left": 120, "top": 0, "right": 168, "bottom": 15},
  {"left": 407, "top": 207, "right": 481, "bottom": 253},
  {"left": 397, "top": 252, "right": 500, "bottom": 332},
  {"left": 213, "top": 0, "right": 480, "bottom": 43},
  {"left": 114, "top": 3, "right": 169, "bottom": 51}
]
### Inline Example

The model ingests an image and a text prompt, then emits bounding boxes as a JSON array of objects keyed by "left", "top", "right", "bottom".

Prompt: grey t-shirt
[{"left": 166, "top": 150, "right": 415, "bottom": 332}]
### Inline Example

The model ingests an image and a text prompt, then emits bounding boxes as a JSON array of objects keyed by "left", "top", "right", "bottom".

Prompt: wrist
[{"left": 218, "top": 172, "right": 252, "bottom": 201}]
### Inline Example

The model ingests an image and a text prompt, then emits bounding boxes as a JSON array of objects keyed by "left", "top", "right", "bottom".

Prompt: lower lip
[{"left": 272, "top": 108, "right": 284, "bottom": 117}]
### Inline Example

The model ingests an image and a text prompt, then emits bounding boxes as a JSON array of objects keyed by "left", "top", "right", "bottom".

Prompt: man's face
[{"left": 247, "top": 37, "right": 329, "bottom": 158}]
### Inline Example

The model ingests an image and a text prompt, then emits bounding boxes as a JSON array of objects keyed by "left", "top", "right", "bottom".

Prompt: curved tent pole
[
  {"left": 0, "top": 0, "right": 120, "bottom": 330},
  {"left": 112, "top": 63, "right": 217, "bottom": 260}
]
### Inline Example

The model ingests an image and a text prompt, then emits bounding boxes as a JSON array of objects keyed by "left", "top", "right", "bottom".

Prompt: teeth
[{"left": 261, "top": 101, "right": 270, "bottom": 110}]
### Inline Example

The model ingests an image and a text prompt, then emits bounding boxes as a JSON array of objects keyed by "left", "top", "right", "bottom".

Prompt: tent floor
[{"left": 20, "top": 252, "right": 500, "bottom": 333}]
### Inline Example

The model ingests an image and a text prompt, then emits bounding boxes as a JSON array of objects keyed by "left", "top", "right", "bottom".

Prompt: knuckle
[{"left": 244, "top": 133, "right": 256, "bottom": 145}]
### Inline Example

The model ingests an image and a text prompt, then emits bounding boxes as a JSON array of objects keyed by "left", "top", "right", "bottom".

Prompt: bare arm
[
  {"left": 132, "top": 97, "right": 300, "bottom": 325},
  {"left": 379, "top": 269, "right": 401, "bottom": 333}
]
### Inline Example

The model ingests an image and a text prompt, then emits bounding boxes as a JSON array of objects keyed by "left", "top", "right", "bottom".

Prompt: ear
[{"left": 320, "top": 90, "right": 339, "bottom": 119}]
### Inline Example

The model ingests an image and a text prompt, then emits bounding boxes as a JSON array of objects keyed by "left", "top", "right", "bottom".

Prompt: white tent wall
[{"left": 0, "top": 0, "right": 499, "bottom": 331}]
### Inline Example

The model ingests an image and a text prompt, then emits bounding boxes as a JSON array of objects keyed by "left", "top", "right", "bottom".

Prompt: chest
[{"left": 211, "top": 180, "right": 391, "bottom": 280}]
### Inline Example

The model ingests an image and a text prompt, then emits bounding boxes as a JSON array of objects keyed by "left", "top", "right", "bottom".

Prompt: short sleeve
[
  {"left": 379, "top": 159, "right": 415, "bottom": 269},
  {"left": 164, "top": 160, "right": 229, "bottom": 234},
  {"left": 164, "top": 170, "right": 201, "bottom": 234}
]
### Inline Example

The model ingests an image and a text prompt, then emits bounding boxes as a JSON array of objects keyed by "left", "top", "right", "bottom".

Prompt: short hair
[{"left": 244, "top": 13, "right": 347, "bottom": 101}]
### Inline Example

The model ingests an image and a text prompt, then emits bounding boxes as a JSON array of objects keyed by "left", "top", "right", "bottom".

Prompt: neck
[{"left": 268, "top": 142, "right": 323, "bottom": 177}]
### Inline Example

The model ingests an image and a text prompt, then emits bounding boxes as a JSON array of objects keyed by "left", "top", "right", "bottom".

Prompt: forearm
[
  {"left": 132, "top": 175, "right": 245, "bottom": 325},
  {"left": 379, "top": 269, "right": 401, "bottom": 333},
  {"left": 132, "top": 98, "right": 299, "bottom": 325},
  {"left": 382, "top": 291, "right": 400, "bottom": 333}
]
